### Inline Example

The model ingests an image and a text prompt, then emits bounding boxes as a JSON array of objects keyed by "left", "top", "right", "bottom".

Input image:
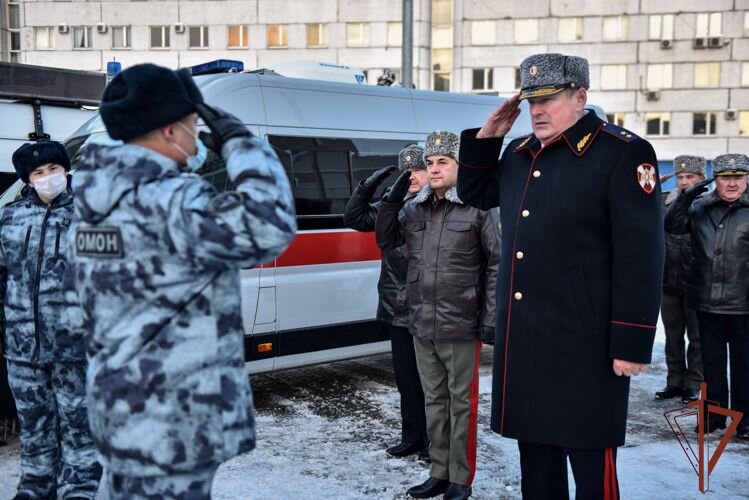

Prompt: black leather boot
[
  {"left": 444, "top": 483, "right": 472, "bottom": 500},
  {"left": 407, "top": 477, "right": 449, "bottom": 498},
  {"left": 386, "top": 441, "right": 422, "bottom": 457}
]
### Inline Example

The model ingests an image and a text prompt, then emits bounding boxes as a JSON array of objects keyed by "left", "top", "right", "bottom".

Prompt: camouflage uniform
[
  {"left": 0, "top": 188, "right": 101, "bottom": 499},
  {"left": 70, "top": 135, "right": 295, "bottom": 496}
]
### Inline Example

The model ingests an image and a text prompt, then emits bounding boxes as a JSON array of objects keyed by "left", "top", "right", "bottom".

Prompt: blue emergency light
[{"left": 190, "top": 59, "right": 244, "bottom": 76}]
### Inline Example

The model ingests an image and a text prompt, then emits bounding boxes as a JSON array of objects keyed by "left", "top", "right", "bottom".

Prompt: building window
[
  {"left": 34, "top": 26, "right": 55, "bottom": 49},
  {"left": 73, "top": 26, "right": 92, "bottom": 49},
  {"left": 8, "top": 0, "right": 21, "bottom": 54},
  {"left": 600, "top": 64, "right": 627, "bottom": 90},
  {"left": 558, "top": 17, "right": 583, "bottom": 42},
  {"left": 649, "top": 14, "right": 674, "bottom": 40},
  {"left": 514, "top": 19, "right": 539, "bottom": 44},
  {"left": 696, "top": 12, "right": 722, "bottom": 37},
  {"left": 307, "top": 23, "right": 328, "bottom": 47},
  {"left": 694, "top": 62, "right": 720, "bottom": 88},
  {"left": 693, "top": 112, "right": 717, "bottom": 135},
  {"left": 432, "top": 48, "right": 452, "bottom": 91},
  {"left": 647, "top": 63, "right": 673, "bottom": 89},
  {"left": 606, "top": 113, "right": 624, "bottom": 127},
  {"left": 189, "top": 26, "right": 209, "bottom": 48},
  {"left": 646, "top": 112, "right": 670, "bottom": 136},
  {"left": 267, "top": 24, "right": 288, "bottom": 48},
  {"left": 742, "top": 62, "right": 749, "bottom": 86},
  {"left": 472, "top": 68, "right": 493, "bottom": 91},
  {"left": 387, "top": 22, "right": 402, "bottom": 46},
  {"left": 150, "top": 25, "right": 170, "bottom": 48},
  {"left": 744, "top": 13, "right": 749, "bottom": 36},
  {"left": 112, "top": 26, "right": 131, "bottom": 49},
  {"left": 739, "top": 111, "right": 749, "bottom": 135},
  {"left": 472, "top": 20, "right": 495, "bottom": 45},
  {"left": 602, "top": 16, "right": 628, "bottom": 41},
  {"left": 228, "top": 25, "right": 249, "bottom": 48},
  {"left": 432, "top": 0, "right": 452, "bottom": 25},
  {"left": 347, "top": 22, "right": 370, "bottom": 47},
  {"left": 514, "top": 67, "right": 521, "bottom": 89}
]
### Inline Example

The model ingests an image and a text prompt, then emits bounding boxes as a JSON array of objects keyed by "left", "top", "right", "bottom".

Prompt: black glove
[
  {"left": 362, "top": 166, "right": 397, "bottom": 190},
  {"left": 196, "top": 103, "right": 252, "bottom": 153},
  {"left": 481, "top": 326, "right": 495, "bottom": 345},
  {"left": 383, "top": 171, "right": 411, "bottom": 203},
  {"left": 683, "top": 178, "right": 712, "bottom": 201}
]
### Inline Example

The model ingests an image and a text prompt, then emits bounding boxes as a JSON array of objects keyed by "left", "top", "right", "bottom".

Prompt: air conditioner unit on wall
[
  {"left": 58, "top": 23, "right": 69, "bottom": 34},
  {"left": 709, "top": 36, "right": 727, "bottom": 48},
  {"left": 96, "top": 23, "right": 108, "bottom": 34},
  {"left": 645, "top": 90, "right": 661, "bottom": 101},
  {"left": 726, "top": 109, "right": 737, "bottom": 120},
  {"left": 174, "top": 23, "right": 185, "bottom": 34},
  {"left": 660, "top": 39, "right": 672, "bottom": 49},
  {"left": 693, "top": 37, "right": 708, "bottom": 49}
]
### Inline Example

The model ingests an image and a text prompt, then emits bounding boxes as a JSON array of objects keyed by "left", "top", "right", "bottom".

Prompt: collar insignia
[
  {"left": 577, "top": 133, "right": 592, "bottom": 152},
  {"left": 515, "top": 136, "right": 532, "bottom": 151}
]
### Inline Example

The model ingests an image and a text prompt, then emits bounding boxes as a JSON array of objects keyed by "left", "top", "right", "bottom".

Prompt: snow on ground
[{"left": 1, "top": 335, "right": 748, "bottom": 499}]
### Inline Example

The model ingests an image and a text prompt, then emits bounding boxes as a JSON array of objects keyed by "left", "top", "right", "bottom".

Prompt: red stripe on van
[{"left": 261, "top": 231, "right": 383, "bottom": 268}]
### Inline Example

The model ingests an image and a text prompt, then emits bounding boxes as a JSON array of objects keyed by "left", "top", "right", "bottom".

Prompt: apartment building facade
[{"left": 3, "top": 0, "right": 749, "bottom": 167}]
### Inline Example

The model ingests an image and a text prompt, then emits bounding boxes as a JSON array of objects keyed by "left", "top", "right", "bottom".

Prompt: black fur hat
[
  {"left": 12, "top": 140, "right": 70, "bottom": 183},
  {"left": 99, "top": 63, "right": 204, "bottom": 141}
]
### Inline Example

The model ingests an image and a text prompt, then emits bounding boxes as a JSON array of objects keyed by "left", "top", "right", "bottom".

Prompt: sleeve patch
[
  {"left": 75, "top": 227, "right": 124, "bottom": 258},
  {"left": 636, "top": 163, "right": 657, "bottom": 194}
]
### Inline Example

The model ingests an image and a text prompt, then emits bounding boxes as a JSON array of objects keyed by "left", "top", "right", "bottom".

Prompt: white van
[{"left": 0, "top": 71, "right": 605, "bottom": 373}]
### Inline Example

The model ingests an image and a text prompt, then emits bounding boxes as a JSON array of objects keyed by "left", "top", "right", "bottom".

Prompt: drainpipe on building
[{"left": 401, "top": 0, "right": 413, "bottom": 88}]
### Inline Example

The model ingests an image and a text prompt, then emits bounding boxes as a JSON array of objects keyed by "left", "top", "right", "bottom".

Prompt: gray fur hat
[
  {"left": 673, "top": 155, "right": 706, "bottom": 176},
  {"left": 398, "top": 144, "right": 426, "bottom": 172},
  {"left": 712, "top": 153, "right": 749, "bottom": 176},
  {"left": 424, "top": 131, "right": 460, "bottom": 160},
  {"left": 518, "top": 53, "right": 590, "bottom": 100}
]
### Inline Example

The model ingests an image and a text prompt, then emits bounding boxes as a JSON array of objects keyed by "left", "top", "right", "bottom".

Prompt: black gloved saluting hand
[
  {"left": 362, "top": 166, "right": 397, "bottom": 191},
  {"left": 683, "top": 178, "right": 713, "bottom": 201},
  {"left": 196, "top": 103, "right": 252, "bottom": 153},
  {"left": 383, "top": 171, "right": 412, "bottom": 203}
]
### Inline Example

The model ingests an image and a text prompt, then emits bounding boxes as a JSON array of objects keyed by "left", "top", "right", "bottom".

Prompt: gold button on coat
[
  {"left": 533, "top": 170, "right": 541, "bottom": 178},
  {"left": 516, "top": 251, "right": 524, "bottom": 259},
  {"left": 514, "top": 292, "right": 523, "bottom": 300},
  {"left": 522, "top": 210, "right": 530, "bottom": 217}
]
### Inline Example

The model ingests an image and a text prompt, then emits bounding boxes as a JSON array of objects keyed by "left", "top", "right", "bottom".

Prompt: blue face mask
[{"left": 174, "top": 121, "right": 208, "bottom": 172}]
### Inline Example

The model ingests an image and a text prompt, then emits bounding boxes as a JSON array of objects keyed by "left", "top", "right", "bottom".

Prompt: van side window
[{"left": 267, "top": 135, "right": 413, "bottom": 230}]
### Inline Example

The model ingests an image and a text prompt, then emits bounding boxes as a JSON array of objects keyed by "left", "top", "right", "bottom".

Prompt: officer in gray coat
[
  {"left": 1, "top": 141, "right": 101, "bottom": 499},
  {"left": 70, "top": 64, "right": 296, "bottom": 498}
]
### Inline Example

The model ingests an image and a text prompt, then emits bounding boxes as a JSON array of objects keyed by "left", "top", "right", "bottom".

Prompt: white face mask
[{"left": 32, "top": 172, "right": 67, "bottom": 200}]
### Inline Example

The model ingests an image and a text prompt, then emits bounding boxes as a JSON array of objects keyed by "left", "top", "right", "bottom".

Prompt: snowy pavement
[{"left": 1, "top": 338, "right": 748, "bottom": 499}]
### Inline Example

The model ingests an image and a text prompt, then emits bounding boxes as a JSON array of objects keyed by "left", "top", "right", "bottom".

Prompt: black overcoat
[{"left": 457, "top": 111, "right": 664, "bottom": 449}]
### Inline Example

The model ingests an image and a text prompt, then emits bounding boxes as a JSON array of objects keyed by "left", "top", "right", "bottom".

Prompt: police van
[{"left": 0, "top": 66, "right": 604, "bottom": 374}]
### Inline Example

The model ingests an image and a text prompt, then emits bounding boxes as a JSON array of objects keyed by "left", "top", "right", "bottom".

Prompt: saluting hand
[
  {"left": 613, "top": 359, "right": 648, "bottom": 377},
  {"left": 683, "top": 177, "right": 713, "bottom": 201},
  {"left": 383, "top": 171, "right": 412, "bottom": 203},
  {"left": 476, "top": 94, "right": 522, "bottom": 139}
]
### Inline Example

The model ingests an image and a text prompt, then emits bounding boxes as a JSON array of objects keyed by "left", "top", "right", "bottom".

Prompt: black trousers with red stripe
[{"left": 518, "top": 441, "right": 619, "bottom": 500}]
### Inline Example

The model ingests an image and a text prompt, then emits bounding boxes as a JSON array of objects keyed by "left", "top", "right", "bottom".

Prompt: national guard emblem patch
[
  {"left": 75, "top": 227, "right": 124, "bottom": 258},
  {"left": 637, "top": 163, "right": 657, "bottom": 194}
]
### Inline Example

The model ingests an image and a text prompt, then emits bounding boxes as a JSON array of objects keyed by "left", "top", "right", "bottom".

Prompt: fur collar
[
  {"left": 409, "top": 185, "right": 463, "bottom": 205},
  {"left": 664, "top": 189, "right": 681, "bottom": 206},
  {"left": 701, "top": 189, "right": 749, "bottom": 207}
]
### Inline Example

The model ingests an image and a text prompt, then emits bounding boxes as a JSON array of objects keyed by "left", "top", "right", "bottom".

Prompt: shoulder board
[
  {"left": 601, "top": 123, "right": 639, "bottom": 143},
  {"left": 511, "top": 134, "right": 533, "bottom": 151}
]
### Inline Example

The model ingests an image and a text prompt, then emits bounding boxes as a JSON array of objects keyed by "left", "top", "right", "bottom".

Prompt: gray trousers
[
  {"left": 105, "top": 467, "right": 217, "bottom": 500},
  {"left": 413, "top": 337, "right": 481, "bottom": 486},
  {"left": 661, "top": 292, "right": 703, "bottom": 390}
]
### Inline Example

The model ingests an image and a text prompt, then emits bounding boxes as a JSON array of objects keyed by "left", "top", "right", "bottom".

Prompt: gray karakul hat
[
  {"left": 673, "top": 155, "right": 707, "bottom": 176},
  {"left": 398, "top": 144, "right": 426, "bottom": 172},
  {"left": 518, "top": 53, "right": 590, "bottom": 100},
  {"left": 712, "top": 153, "right": 749, "bottom": 176},
  {"left": 424, "top": 131, "right": 460, "bottom": 160}
]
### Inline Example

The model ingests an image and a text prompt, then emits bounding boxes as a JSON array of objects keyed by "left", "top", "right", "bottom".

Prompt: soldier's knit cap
[
  {"left": 518, "top": 53, "right": 590, "bottom": 100},
  {"left": 398, "top": 144, "right": 426, "bottom": 172},
  {"left": 100, "top": 63, "right": 204, "bottom": 141},
  {"left": 424, "top": 131, "right": 460, "bottom": 160},
  {"left": 712, "top": 153, "right": 749, "bottom": 176},
  {"left": 12, "top": 140, "right": 70, "bottom": 183},
  {"left": 673, "top": 155, "right": 707, "bottom": 176}
]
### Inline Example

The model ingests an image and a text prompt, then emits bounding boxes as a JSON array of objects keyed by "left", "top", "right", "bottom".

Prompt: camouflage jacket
[
  {"left": 0, "top": 187, "right": 84, "bottom": 363},
  {"left": 71, "top": 136, "right": 296, "bottom": 476}
]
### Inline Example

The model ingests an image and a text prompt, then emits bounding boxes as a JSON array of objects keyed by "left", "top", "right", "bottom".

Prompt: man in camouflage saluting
[
  {"left": 1, "top": 141, "right": 101, "bottom": 499},
  {"left": 70, "top": 64, "right": 296, "bottom": 499}
]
